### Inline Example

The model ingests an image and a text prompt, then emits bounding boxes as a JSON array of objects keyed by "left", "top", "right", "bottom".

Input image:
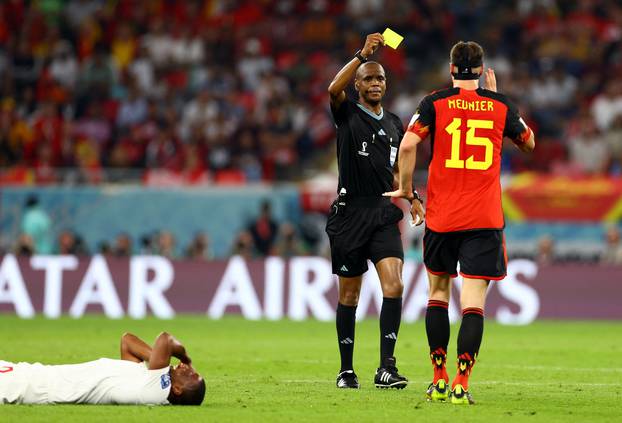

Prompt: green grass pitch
[{"left": 0, "top": 316, "right": 621, "bottom": 422}]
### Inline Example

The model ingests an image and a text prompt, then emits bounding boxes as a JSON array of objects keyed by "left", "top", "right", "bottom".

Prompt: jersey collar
[{"left": 356, "top": 103, "right": 384, "bottom": 120}]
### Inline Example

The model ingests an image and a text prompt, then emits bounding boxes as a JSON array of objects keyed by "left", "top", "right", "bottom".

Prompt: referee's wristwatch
[
  {"left": 354, "top": 49, "right": 368, "bottom": 63},
  {"left": 412, "top": 190, "right": 423, "bottom": 204}
]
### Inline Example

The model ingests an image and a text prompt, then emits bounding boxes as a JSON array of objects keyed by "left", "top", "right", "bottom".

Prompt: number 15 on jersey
[{"left": 444, "top": 118, "right": 494, "bottom": 171}]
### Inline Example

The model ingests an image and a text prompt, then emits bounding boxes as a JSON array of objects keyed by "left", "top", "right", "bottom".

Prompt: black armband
[{"left": 354, "top": 50, "right": 368, "bottom": 63}]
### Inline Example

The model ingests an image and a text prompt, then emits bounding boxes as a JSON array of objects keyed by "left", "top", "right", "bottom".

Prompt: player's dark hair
[
  {"left": 450, "top": 41, "right": 484, "bottom": 80},
  {"left": 170, "top": 378, "right": 206, "bottom": 406}
]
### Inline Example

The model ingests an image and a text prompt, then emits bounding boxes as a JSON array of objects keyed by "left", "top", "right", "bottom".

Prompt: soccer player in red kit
[{"left": 384, "top": 41, "right": 535, "bottom": 404}]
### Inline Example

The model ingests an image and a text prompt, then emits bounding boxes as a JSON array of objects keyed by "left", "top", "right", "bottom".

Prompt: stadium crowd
[
  {"left": 8, "top": 193, "right": 622, "bottom": 264},
  {"left": 10, "top": 195, "right": 315, "bottom": 259},
  {"left": 0, "top": 0, "right": 622, "bottom": 186}
]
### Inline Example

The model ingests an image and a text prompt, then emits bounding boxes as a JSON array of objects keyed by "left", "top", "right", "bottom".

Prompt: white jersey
[{"left": 0, "top": 358, "right": 171, "bottom": 405}]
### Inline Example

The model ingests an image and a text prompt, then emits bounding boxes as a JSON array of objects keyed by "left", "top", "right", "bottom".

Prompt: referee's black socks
[
  {"left": 379, "top": 297, "right": 402, "bottom": 366},
  {"left": 336, "top": 303, "right": 357, "bottom": 372}
]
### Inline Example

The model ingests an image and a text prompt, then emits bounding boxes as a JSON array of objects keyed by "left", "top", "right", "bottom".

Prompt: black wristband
[
  {"left": 413, "top": 190, "right": 423, "bottom": 203},
  {"left": 355, "top": 50, "right": 368, "bottom": 63}
]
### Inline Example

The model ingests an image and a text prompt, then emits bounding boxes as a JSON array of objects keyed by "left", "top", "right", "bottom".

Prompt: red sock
[
  {"left": 430, "top": 347, "right": 449, "bottom": 384},
  {"left": 452, "top": 352, "right": 475, "bottom": 390}
]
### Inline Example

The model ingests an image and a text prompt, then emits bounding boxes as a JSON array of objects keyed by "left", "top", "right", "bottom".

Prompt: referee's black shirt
[{"left": 330, "top": 98, "right": 405, "bottom": 197}]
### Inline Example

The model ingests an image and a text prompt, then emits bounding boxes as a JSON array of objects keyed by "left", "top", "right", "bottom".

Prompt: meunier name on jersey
[{"left": 447, "top": 99, "right": 494, "bottom": 112}]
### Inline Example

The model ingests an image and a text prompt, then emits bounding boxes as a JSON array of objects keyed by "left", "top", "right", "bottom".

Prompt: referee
[{"left": 326, "top": 33, "right": 422, "bottom": 389}]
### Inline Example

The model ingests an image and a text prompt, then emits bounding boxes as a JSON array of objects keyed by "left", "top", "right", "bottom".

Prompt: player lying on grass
[{"left": 0, "top": 331, "right": 205, "bottom": 405}]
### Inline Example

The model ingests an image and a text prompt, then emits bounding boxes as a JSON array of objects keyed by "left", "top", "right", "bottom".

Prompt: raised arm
[
  {"left": 328, "top": 33, "right": 385, "bottom": 109},
  {"left": 148, "top": 332, "right": 192, "bottom": 370},
  {"left": 120, "top": 332, "right": 152, "bottom": 363}
]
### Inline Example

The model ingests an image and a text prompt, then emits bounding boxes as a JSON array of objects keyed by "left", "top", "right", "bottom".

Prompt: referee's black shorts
[
  {"left": 423, "top": 227, "right": 507, "bottom": 280},
  {"left": 325, "top": 196, "right": 404, "bottom": 277}
]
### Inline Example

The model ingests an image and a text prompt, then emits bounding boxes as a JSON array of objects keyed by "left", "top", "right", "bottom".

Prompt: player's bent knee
[{"left": 381, "top": 280, "right": 404, "bottom": 298}]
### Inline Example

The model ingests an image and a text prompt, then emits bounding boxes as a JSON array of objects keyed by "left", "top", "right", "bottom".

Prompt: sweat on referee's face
[{"left": 354, "top": 62, "right": 386, "bottom": 105}]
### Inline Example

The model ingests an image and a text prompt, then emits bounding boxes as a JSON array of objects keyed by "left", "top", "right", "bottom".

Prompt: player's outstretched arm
[
  {"left": 120, "top": 332, "right": 152, "bottom": 363},
  {"left": 148, "top": 332, "right": 192, "bottom": 370},
  {"left": 328, "top": 33, "right": 385, "bottom": 109}
]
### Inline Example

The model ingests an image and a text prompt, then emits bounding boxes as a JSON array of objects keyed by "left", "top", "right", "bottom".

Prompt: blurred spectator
[
  {"left": 29, "top": 102, "right": 63, "bottom": 166},
  {"left": 73, "top": 100, "right": 111, "bottom": 149},
  {"left": 139, "top": 233, "right": 155, "bottom": 254},
  {"left": 231, "top": 230, "right": 255, "bottom": 259},
  {"left": 156, "top": 230, "right": 176, "bottom": 258},
  {"left": 179, "top": 88, "right": 217, "bottom": 142},
  {"left": 604, "top": 116, "right": 622, "bottom": 173},
  {"left": 170, "top": 27, "right": 204, "bottom": 65},
  {"left": 20, "top": 195, "right": 52, "bottom": 254},
  {"left": 601, "top": 226, "right": 622, "bottom": 265},
  {"left": 111, "top": 22, "right": 136, "bottom": 70},
  {"left": 142, "top": 19, "right": 172, "bottom": 68},
  {"left": 14, "top": 233, "right": 35, "bottom": 256},
  {"left": 116, "top": 80, "right": 148, "bottom": 129},
  {"left": 57, "top": 229, "right": 88, "bottom": 255},
  {"left": 78, "top": 44, "right": 116, "bottom": 100},
  {"left": 112, "top": 232, "right": 132, "bottom": 257},
  {"left": 98, "top": 240, "right": 111, "bottom": 255},
  {"left": 591, "top": 82, "right": 622, "bottom": 132},
  {"left": 49, "top": 41, "right": 78, "bottom": 89},
  {"left": 11, "top": 37, "right": 40, "bottom": 94},
  {"left": 237, "top": 38, "right": 274, "bottom": 91},
  {"left": 536, "top": 235, "right": 557, "bottom": 265},
  {"left": 128, "top": 44, "right": 155, "bottom": 94},
  {"left": 567, "top": 116, "right": 611, "bottom": 175},
  {"left": 232, "top": 128, "right": 262, "bottom": 182},
  {"left": 248, "top": 201, "right": 278, "bottom": 256},
  {"left": 179, "top": 144, "right": 210, "bottom": 185},
  {"left": 65, "top": 0, "right": 101, "bottom": 30},
  {"left": 185, "top": 232, "right": 213, "bottom": 260},
  {"left": 274, "top": 223, "right": 306, "bottom": 257}
]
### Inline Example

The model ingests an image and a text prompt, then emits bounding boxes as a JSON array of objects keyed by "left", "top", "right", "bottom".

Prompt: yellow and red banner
[{"left": 503, "top": 173, "right": 622, "bottom": 222}]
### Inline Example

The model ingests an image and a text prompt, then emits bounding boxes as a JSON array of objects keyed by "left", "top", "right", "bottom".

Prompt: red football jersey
[{"left": 407, "top": 88, "right": 531, "bottom": 232}]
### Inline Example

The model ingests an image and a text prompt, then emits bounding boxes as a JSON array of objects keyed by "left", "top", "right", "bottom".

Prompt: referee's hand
[
  {"left": 361, "top": 33, "right": 385, "bottom": 57},
  {"left": 383, "top": 190, "right": 425, "bottom": 226}
]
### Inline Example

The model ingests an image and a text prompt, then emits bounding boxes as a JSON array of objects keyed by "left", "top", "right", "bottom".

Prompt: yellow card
[{"left": 382, "top": 28, "right": 404, "bottom": 49}]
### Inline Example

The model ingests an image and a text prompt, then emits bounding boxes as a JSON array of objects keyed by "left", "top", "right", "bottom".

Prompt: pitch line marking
[
  {"left": 275, "top": 380, "right": 622, "bottom": 387},
  {"left": 495, "top": 364, "right": 622, "bottom": 373}
]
